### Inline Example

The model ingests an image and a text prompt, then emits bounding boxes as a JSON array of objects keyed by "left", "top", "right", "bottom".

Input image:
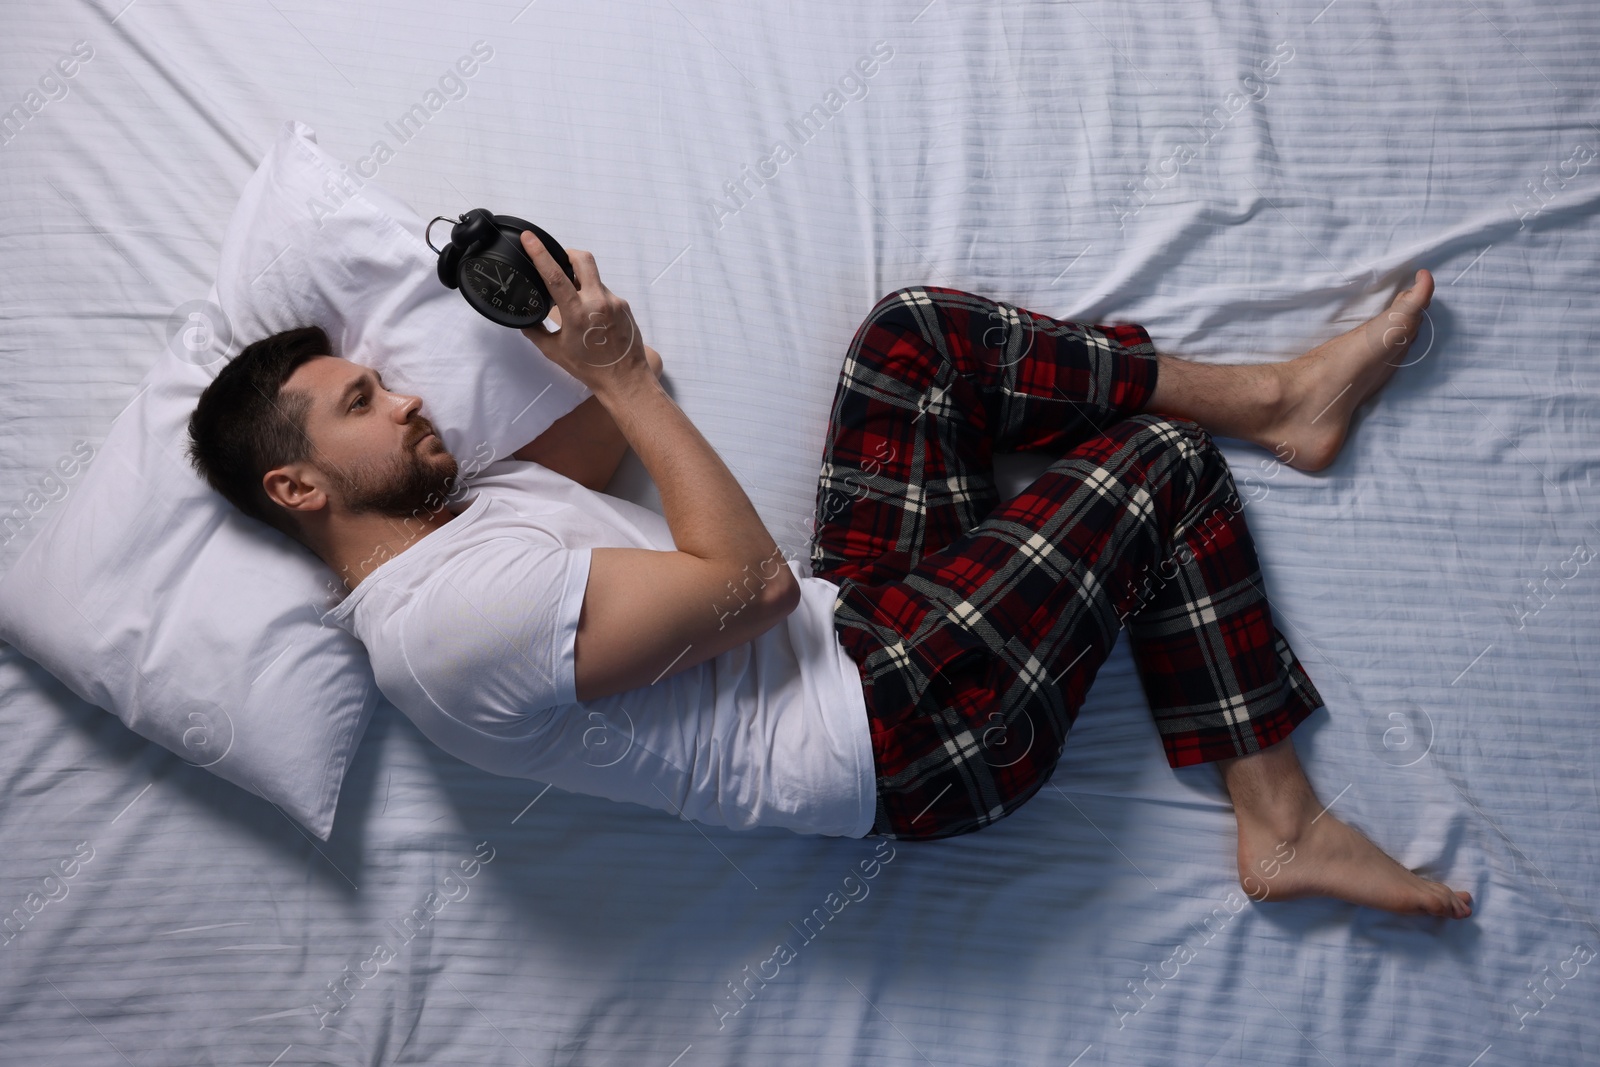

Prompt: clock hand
[{"left": 472, "top": 262, "right": 514, "bottom": 295}]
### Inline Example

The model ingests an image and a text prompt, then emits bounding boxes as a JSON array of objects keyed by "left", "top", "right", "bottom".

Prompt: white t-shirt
[{"left": 327, "top": 459, "right": 877, "bottom": 838}]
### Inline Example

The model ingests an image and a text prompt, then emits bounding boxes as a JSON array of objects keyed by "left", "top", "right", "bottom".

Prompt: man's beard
[{"left": 326, "top": 432, "right": 461, "bottom": 518}]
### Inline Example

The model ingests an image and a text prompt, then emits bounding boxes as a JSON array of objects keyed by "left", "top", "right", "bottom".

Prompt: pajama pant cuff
[{"left": 1156, "top": 632, "right": 1325, "bottom": 769}]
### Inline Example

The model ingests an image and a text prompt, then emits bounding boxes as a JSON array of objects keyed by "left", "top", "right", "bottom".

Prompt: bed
[{"left": 2, "top": 1, "right": 1597, "bottom": 1063}]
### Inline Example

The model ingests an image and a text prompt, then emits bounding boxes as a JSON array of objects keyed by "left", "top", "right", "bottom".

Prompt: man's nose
[{"left": 390, "top": 392, "right": 423, "bottom": 420}]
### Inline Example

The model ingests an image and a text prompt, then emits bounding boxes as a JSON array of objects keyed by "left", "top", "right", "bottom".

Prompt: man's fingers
[
  {"left": 520, "top": 232, "right": 579, "bottom": 304},
  {"left": 567, "top": 249, "right": 604, "bottom": 294}
]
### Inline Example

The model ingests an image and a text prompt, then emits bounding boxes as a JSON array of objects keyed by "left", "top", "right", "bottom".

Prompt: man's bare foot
[
  {"left": 1219, "top": 736, "right": 1472, "bottom": 919},
  {"left": 1258, "top": 269, "right": 1435, "bottom": 472},
  {"left": 1236, "top": 805, "right": 1473, "bottom": 919}
]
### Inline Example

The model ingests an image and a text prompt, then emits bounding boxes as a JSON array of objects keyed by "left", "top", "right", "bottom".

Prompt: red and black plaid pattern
[{"left": 810, "top": 286, "right": 1323, "bottom": 840}]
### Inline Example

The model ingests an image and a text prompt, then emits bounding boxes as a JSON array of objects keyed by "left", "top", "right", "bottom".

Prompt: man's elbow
[
  {"left": 718, "top": 555, "right": 801, "bottom": 632},
  {"left": 763, "top": 564, "right": 803, "bottom": 618}
]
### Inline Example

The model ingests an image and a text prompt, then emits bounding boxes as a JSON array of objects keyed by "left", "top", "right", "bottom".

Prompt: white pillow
[{"left": 0, "top": 119, "right": 590, "bottom": 840}]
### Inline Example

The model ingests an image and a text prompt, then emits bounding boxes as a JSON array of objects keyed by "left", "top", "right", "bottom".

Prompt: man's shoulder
[{"left": 362, "top": 515, "right": 588, "bottom": 714}]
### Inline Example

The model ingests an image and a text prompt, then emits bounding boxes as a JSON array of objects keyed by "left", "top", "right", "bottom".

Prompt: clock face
[{"left": 460, "top": 253, "right": 547, "bottom": 326}]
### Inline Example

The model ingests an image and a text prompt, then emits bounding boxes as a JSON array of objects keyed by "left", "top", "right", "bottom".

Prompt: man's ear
[{"left": 263, "top": 463, "right": 330, "bottom": 517}]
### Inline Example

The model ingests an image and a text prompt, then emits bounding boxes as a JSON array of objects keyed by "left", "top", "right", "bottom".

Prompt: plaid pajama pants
[{"left": 810, "top": 286, "right": 1324, "bottom": 841}]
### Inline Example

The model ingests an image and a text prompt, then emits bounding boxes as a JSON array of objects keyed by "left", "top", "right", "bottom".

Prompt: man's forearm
[
  {"left": 512, "top": 394, "right": 629, "bottom": 492},
  {"left": 591, "top": 370, "right": 796, "bottom": 599}
]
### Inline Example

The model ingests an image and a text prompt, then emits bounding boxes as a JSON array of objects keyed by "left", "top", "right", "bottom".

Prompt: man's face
[{"left": 282, "top": 356, "right": 460, "bottom": 517}]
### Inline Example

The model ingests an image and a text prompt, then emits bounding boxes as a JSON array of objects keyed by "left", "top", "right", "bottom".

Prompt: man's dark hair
[{"left": 185, "top": 325, "right": 331, "bottom": 542}]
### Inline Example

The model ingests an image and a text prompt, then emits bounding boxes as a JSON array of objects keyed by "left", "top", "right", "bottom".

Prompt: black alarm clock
[{"left": 426, "top": 209, "right": 577, "bottom": 328}]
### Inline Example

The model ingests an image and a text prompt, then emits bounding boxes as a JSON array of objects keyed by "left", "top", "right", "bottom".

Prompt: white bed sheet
[{"left": 2, "top": 1, "right": 1597, "bottom": 1064}]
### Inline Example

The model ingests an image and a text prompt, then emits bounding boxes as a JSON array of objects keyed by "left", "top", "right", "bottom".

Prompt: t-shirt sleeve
[{"left": 392, "top": 537, "right": 593, "bottom": 732}]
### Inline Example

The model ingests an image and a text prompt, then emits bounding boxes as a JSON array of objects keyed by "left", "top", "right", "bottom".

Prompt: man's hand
[{"left": 519, "top": 236, "right": 653, "bottom": 396}]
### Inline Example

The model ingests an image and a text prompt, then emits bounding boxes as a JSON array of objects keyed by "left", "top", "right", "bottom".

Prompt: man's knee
[
  {"left": 1125, "top": 416, "right": 1243, "bottom": 520},
  {"left": 865, "top": 286, "right": 934, "bottom": 327},
  {"left": 848, "top": 287, "right": 947, "bottom": 377},
  {"left": 1119, "top": 413, "right": 1215, "bottom": 462}
]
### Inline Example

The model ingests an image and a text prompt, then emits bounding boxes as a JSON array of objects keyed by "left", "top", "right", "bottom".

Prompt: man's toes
[
  {"left": 1411, "top": 884, "right": 1447, "bottom": 917},
  {"left": 1418, "top": 880, "right": 1474, "bottom": 919},
  {"left": 1374, "top": 274, "right": 1434, "bottom": 356},
  {"left": 1430, "top": 887, "right": 1456, "bottom": 917},
  {"left": 1393, "top": 269, "right": 1435, "bottom": 315}
]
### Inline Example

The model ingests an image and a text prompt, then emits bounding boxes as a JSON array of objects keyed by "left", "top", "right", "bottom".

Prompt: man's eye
[{"left": 350, "top": 394, "right": 367, "bottom": 411}]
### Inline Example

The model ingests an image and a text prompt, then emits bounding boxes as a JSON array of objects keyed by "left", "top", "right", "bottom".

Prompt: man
[{"left": 186, "top": 232, "right": 1470, "bottom": 920}]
